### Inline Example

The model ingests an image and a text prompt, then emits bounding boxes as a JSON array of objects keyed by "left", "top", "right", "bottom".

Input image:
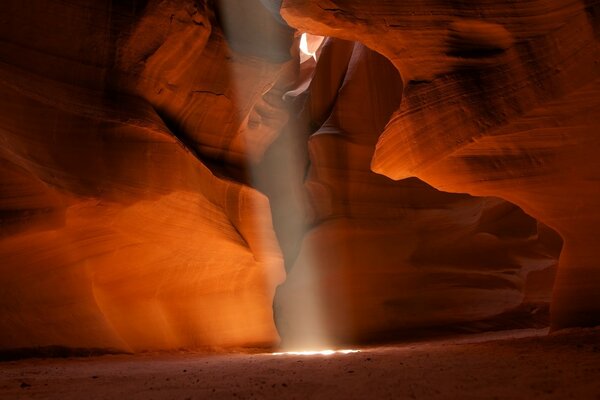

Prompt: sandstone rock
[
  {"left": 1, "top": 0, "right": 592, "bottom": 354},
  {"left": 276, "top": 40, "right": 560, "bottom": 347},
  {"left": 281, "top": 0, "right": 600, "bottom": 331},
  {"left": 117, "top": 0, "right": 295, "bottom": 169},
  {"left": 0, "top": 0, "right": 286, "bottom": 352}
]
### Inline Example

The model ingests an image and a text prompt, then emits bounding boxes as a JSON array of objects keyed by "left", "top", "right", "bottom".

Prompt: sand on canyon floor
[{"left": 1, "top": 328, "right": 599, "bottom": 400}]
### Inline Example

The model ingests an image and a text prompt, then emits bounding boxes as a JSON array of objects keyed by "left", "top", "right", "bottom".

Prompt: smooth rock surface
[
  {"left": 0, "top": 0, "right": 287, "bottom": 351},
  {"left": 1, "top": 0, "right": 596, "bottom": 355},
  {"left": 281, "top": 0, "right": 600, "bottom": 330},
  {"left": 276, "top": 39, "right": 561, "bottom": 347}
]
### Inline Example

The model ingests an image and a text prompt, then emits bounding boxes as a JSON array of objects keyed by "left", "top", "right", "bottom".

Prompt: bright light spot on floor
[{"left": 272, "top": 349, "right": 360, "bottom": 356}]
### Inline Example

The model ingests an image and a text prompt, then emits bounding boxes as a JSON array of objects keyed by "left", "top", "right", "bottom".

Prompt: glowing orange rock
[
  {"left": 282, "top": 0, "right": 600, "bottom": 330},
  {"left": 276, "top": 39, "right": 560, "bottom": 347},
  {"left": 0, "top": 0, "right": 287, "bottom": 352}
]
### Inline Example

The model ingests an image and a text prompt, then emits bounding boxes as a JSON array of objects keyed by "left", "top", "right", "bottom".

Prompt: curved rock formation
[
  {"left": 117, "top": 0, "right": 295, "bottom": 169},
  {"left": 0, "top": 0, "right": 288, "bottom": 352},
  {"left": 281, "top": 0, "right": 600, "bottom": 331},
  {"left": 276, "top": 39, "right": 560, "bottom": 347},
  {"left": 1, "top": 0, "right": 592, "bottom": 355}
]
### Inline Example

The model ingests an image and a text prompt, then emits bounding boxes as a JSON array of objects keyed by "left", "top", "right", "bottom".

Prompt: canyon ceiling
[{"left": 0, "top": 0, "right": 597, "bottom": 353}]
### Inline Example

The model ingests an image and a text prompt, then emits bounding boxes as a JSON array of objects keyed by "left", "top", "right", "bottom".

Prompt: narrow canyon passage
[{"left": 1, "top": 0, "right": 600, "bottom": 399}]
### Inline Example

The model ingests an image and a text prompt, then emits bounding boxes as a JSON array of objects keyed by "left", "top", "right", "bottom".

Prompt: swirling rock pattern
[
  {"left": 276, "top": 39, "right": 561, "bottom": 347},
  {"left": 0, "top": 0, "right": 287, "bottom": 352},
  {"left": 281, "top": 0, "right": 600, "bottom": 330},
  {"left": 1, "top": 0, "right": 591, "bottom": 354}
]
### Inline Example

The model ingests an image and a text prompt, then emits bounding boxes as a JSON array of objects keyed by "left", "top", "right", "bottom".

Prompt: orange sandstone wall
[
  {"left": 0, "top": 0, "right": 582, "bottom": 353},
  {"left": 0, "top": 0, "right": 289, "bottom": 352},
  {"left": 281, "top": 0, "right": 600, "bottom": 330},
  {"left": 276, "top": 39, "right": 561, "bottom": 347}
]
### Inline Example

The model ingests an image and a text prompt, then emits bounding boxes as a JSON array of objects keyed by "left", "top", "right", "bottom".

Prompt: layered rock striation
[
  {"left": 281, "top": 0, "right": 600, "bottom": 331},
  {"left": 0, "top": 0, "right": 289, "bottom": 352},
  {"left": 1, "top": 0, "right": 589, "bottom": 354},
  {"left": 276, "top": 38, "right": 561, "bottom": 347}
]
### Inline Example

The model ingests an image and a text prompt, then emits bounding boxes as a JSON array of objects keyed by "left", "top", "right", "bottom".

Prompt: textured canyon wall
[
  {"left": 0, "top": 0, "right": 578, "bottom": 354},
  {"left": 276, "top": 38, "right": 561, "bottom": 347},
  {"left": 0, "top": 0, "right": 291, "bottom": 352},
  {"left": 281, "top": 0, "right": 600, "bottom": 330}
]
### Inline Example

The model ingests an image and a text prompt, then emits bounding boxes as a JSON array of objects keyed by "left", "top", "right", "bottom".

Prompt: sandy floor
[{"left": 1, "top": 328, "right": 599, "bottom": 399}]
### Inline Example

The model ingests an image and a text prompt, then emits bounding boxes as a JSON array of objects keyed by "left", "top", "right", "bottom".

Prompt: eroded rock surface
[
  {"left": 281, "top": 0, "right": 600, "bottom": 330},
  {"left": 0, "top": 0, "right": 289, "bottom": 352},
  {"left": 275, "top": 39, "right": 561, "bottom": 347},
  {"left": 0, "top": 0, "right": 590, "bottom": 354}
]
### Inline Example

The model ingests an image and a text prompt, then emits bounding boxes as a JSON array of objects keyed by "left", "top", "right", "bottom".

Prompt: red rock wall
[
  {"left": 276, "top": 39, "right": 561, "bottom": 347},
  {"left": 0, "top": 0, "right": 288, "bottom": 352},
  {"left": 281, "top": 0, "right": 600, "bottom": 330},
  {"left": 0, "top": 0, "right": 584, "bottom": 353}
]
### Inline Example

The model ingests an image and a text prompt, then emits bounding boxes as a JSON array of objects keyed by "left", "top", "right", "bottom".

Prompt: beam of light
[
  {"left": 218, "top": 2, "right": 331, "bottom": 352},
  {"left": 272, "top": 349, "right": 360, "bottom": 356}
]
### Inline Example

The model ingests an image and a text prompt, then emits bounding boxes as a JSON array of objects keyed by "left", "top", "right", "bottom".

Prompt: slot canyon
[{"left": 1, "top": 0, "right": 599, "bottom": 398}]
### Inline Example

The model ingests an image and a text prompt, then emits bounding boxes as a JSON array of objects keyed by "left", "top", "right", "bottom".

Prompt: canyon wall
[
  {"left": 281, "top": 0, "right": 600, "bottom": 330},
  {"left": 0, "top": 0, "right": 584, "bottom": 354},
  {"left": 0, "top": 0, "right": 289, "bottom": 352},
  {"left": 275, "top": 39, "right": 560, "bottom": 347}
]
